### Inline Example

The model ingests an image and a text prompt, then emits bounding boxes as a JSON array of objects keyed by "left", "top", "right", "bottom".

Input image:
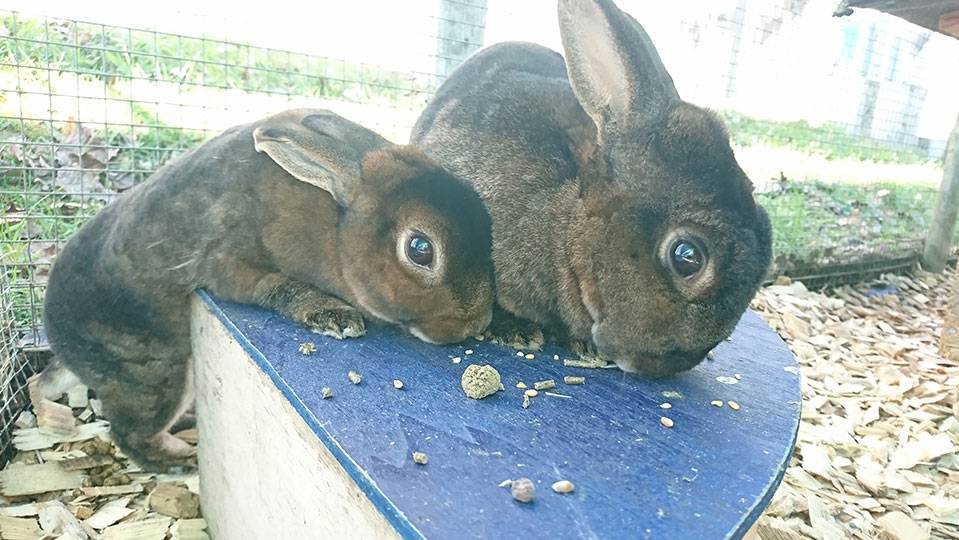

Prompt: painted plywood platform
[{"left": 191, "top": 291, "right": 800, "bottom": 540}]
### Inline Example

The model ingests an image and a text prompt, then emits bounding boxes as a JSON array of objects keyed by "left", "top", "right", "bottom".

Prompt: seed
[
  {"left": 553, "top": 355, "right": 560, "bottom": 361},
  {"left": 321, "top": 387, "right": 333, "bottom": 399},
  {"left": 517, "top": 351, "right": 525, "bottom": 357},
  {"left": 393, "top": 379, "right": 404, "bottom": 390},
  {"left": 516, "top": 382, "right": 527, "bottom": 389},
  {"left": 728, "top": 400, "right": 741, "bottom": 411},
  {"left": 706, "top": 351, "right": 715, "bottom": 360},
  {"left": 475, "top": 335, "right": 485, "bottom": 341},
  {"left": 525, "top": 353, "right": 535, "bottom": 360},
  {"left": 533, "top": 379, "right": 556, "bottom": 391},
  {"left": 711, "top": 400, "right": 724, "bottom": 408},
  {"left": 511, "top": 477, "right": 535, "bottom": 503},
  {"left": 347, "top": 371, "right": 362, "bottom": 385},
  {"left": 660, "top": 402, "right": 672, "bottom": 409},
  {"left": 298, "top": 342, "right": 316, "bottom": 355},
  {"left": 452, "top": 356, "right": 462, "bottom": 364},
  {"left": 725, "top": 336, "right": 733, "bottom": 342},
  {"left": 734, "top": 373, "right": 742, "bottom": 380},
  {"left": 660, "top": 416, "right": 674, "bottom": 428},
  {"left": 551, "top": 480, "right": 575, "bottom": 494},
  {"left": 465, "top": 349, "right": 474, "bottom": 355},
  {"left": 412, "top": 452, "right": 429, "bottom": 465},
  {"left": 524, "top": 389, "right": 538, "bottom": 398},
  {"left": 564, "top": 376, "right": 585, "bottom": 385}
]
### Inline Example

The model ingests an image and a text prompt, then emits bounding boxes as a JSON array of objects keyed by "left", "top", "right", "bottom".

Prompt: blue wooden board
[{"left": 199, "top": 292, "right": 800, "bottom": 540}]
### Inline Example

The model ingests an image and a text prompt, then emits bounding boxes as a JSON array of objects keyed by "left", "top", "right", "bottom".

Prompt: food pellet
[
  {"left": 734, "top": 373, "right": 742, "bottom": 380},
  {"left": 517, "top": 351, "right": 525, "bottom": 357},
  {"left": 298, "top": 342, "right": 316, "bottom": 355},
  {"left": 553, "top": 355, "right": 560, "bottom": 361},
  {"left": 511, "top": 477, "right": 535, "bottom": 503},
  {"left": 706, "top": 351, "right": 715, "bottom": 360},
  {"left": 533, "top": 379, "right": 556, "bottom": 391},
  {"left": 660, "top": 402, "right": 672, "bottom": 409},
  {"left": 461, "top": 364, "right": 502, "bottom": 399},
  {"left": 321, "top": 387, "right": 333, "bottom": 399},
  {"left": 551, "top": 480, "right": 575, "bottom": 494},
  {"left": 660, "top": 416, "right": 674, "bottom": 428},
  {"left": 525, "top": 353, "right": 535, "bottom": 360},
  {"left": 347, "top": 371, "right": 362, "bottom": 385},
  {"left": 475, "top": 335, "right": 485, "bottom": 341},
  {"left": 412, "top": 452, "right": 429, "bottom": 465},
  {"left": 452, "top": 356, "right": 462, "bottom": 364},
  {"left": 393, "top": 379, "right": 404, "bottom": 390},
  {"left": 728, "top": 400, "right": 741, "bottom": 410},
  {"left": 465, "top": 349, "right": 474, "bottom": 355},
  {"left": 564, "top": 376, "right": 585, "bottom": 385},
  {"left": 516, "top": 382, "right": 527, "bottom": 389},
  {"left": 524, "top": 389, "right": 539, "bottom": 398},
  {"left": 710, "top": 400, "right": 723, "bottom": 408}
]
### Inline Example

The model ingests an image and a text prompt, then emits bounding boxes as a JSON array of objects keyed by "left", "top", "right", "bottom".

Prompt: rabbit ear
[
  {"left": 558, "top": 0, "right": 679, "bottom": 131},
  {"left": 253, "top": 110, "right": 388, "bottom": 207}
]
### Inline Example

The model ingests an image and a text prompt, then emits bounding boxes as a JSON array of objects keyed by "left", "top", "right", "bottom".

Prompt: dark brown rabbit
[
  {"left": 41, "top": 108, "right": 494, "bottom": 468},
  {"left": 411, "top": 0, "right": 772, "bottom": 376}
]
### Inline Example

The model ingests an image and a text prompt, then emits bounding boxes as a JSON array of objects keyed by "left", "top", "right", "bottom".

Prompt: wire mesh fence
[{"left": 1, "top": 1, "right": 957, "bottom": 356}]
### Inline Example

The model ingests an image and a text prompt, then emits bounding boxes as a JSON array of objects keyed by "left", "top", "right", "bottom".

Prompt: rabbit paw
[
  {"left": 304, "top": 306, "right": 366, "bottom": 339},
  {"left": 487, "top": 312, "right": 545, "bottom": 351},
  {"left": 565, "top": 338, "right": 602, "bottom": 361}
]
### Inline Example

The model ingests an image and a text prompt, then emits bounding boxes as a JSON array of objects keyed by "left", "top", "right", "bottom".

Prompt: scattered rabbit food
[
  {"left": 461, "top": 364, "right": 501, "bottom": 399},
  {"left": 347, "top": 371, "right": 362, "bottom": 385},
  {"left": 412, "top": 452, "right": 429, "bottom": 465},
  {"left": 524, "top": 389, "right": 539, "bottom": 398},
  {"left": 393, "top": 379, "right": 405, "bottom": 390},
  {"left": 728, "top": 401, "right": 741, "bottom": 411},
  {"left": 711, "top": 400, "right": 723, "bottom": 408},
  {"left": 321, "top": 387, "right": 333, "bottom": 399},
  {"left": 660, "top": 402, "right": 672, "bottom": 409},
  {"left": 533, "top": 379, "right": 556, "bottom": 391},
  {"left": 525, "top": 353, "right": 535, "bottom": 360},
  {"left": 660, "top": 416, "right": 674, "bottom": 428},
  {"left": 511, "top": 478, "right": 535, "bottom": 503},
  {"left": 298, "top": 342, "right": 316, "bottom": 355},
  {"left": 551, "top": 480, "right": 575, "bottom": 494},
  {"left": 563, "top": 376, "right": 585, "bottom": 385}
]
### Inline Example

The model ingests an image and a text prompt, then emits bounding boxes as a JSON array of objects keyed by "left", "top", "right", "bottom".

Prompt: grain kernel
[
  {"left": 728, "top": 400, "right": 741, "bottom": 411},
  {"left": 660, "top": 416, "right": 674, "bottom": 428},
  {"left": 393, "top": 379, "right": 404, "bottom": 390},
  {"left": 551, "top": 480, "right": 575, "bottom": 494},
  {"left": 711, "top": 400, "right": 724, "bottom": 408}
]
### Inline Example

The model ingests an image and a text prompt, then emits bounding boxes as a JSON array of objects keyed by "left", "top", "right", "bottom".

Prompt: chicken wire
[{"left": 0, "top": 2, "right": 956, "bottom": 399}]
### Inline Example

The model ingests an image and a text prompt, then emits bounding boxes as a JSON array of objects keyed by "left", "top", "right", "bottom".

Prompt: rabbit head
[
  {"left": 254, "top": 110, "right": 494, "bottom": 344},
  {"left": 556, "top": 0, "right": 772, "bottom": 376}
]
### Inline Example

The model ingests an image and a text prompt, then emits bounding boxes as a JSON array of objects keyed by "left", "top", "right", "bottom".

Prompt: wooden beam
[
  {"left": 942, "top": 267, "right": 959, "bottom": 361},
  {"left": 922, "top": 114, "right": 959, "bottom": 272},
  {"left": 941, "top": 10, "right": 959, "bottom": 38}
]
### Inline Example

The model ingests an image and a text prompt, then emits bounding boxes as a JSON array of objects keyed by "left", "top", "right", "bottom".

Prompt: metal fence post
[
  {"left": 922, "top": 113, "right": 959, "bottom": 272},
  {"left": 434, "top": 0, "right": 488, "bottom": 87}
]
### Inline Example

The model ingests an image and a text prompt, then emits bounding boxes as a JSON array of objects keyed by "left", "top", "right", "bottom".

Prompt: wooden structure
[
  {"left": 844, "top": 0, "right": 959, "bottom": 38},
  {"left": 191, "top": 292, "right": 801, "bottom": 539}
]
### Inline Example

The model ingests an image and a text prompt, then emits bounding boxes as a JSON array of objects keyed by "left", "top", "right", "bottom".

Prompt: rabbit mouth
[{"left": 607, "top": 346, "right": 712, "bottom": 378}]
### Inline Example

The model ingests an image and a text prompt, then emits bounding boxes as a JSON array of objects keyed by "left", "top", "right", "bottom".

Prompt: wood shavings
[
  {"left": 0, "top": 462, "right": 85, "bottom": 496},
  {"left": 13, "top": 420, "right": 110, "bottom": 451},
  {"left": 149, "top": 483, "right": 200, "bottom": 519},
  {"left": 170, "top": 518, "right": 209, "bottom": 540},
  {"left": 754, "top": 271, "right": 959, "bottom": 539},
  {"left": 34, "top": 399, "right": 77, "bottom": 436},
  {"left": 100, "top": 516, "right": 172, "bottom": 540},
  {"left": 85, "top": 497, "right": 134, "bottom": 530},
  {"left": 0, "top": 515, "right": 42, "bottom": 539}
]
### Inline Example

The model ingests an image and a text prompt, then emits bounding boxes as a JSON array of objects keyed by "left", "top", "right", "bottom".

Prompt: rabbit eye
[
  {"left": 406, "top": 233, "right": 434, "bottom": 268},
  {"left": 669, "top": 239, "right": 705, "bottom": 278}
]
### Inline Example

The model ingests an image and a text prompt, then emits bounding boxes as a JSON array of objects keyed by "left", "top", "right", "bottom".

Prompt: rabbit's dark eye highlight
[
  {"left": 406, "top": 234, "right": 434, "bottom": 268},
  {"left": 670, "top": 239, "right": 705, "bottom": 278}
]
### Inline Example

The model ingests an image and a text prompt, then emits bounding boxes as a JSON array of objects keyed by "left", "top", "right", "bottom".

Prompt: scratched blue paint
[{"left": 198, "top": 292, "right": 800, "bottom": 540}]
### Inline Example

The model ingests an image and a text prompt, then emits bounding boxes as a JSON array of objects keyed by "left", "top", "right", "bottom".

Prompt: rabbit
[
  {"left": 42, "top": 108, "right": 494, "bottom": 468},
  {"left": 411, "top": 0, "right": 772, "bottom": 377}
]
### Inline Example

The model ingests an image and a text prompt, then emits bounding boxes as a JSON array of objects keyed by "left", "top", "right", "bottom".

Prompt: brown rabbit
[
  {"left": 41, "top": 108, "right": 494, "bottom": 468},
  {"left": 411, "top": 0, "right": 772, "bottom": 376}
]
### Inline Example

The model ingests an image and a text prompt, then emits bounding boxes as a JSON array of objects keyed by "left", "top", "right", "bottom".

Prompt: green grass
[
  {"left": 721, "top": 111, "right": 935, "bottom": 165},
  {"left": 0, "top": 14, "right": 429, "bottom": 104}
]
